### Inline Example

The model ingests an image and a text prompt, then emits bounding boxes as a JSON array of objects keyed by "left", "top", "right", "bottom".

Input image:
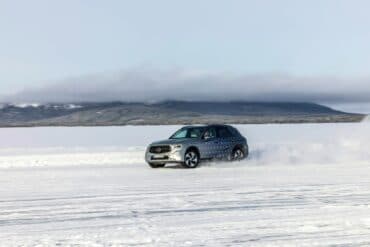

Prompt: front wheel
[
  {"left": 182, "top": 150, "right": 200, "bottom": 168},
  {"left": 148, "top": 163, "right": 166, "bottom": 168}
]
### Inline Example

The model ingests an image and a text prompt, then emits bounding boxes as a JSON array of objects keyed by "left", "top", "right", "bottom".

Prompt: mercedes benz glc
[{"left": 145, "top": 124, "right": 248, "bottom": 168}]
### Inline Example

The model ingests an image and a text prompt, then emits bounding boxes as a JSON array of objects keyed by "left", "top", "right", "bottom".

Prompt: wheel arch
[
  {"left": 232, "top": 144, "right": 244, "bottom": 152},
  {"left": 185, "top": 146, "right": 201, "bottom": 159}
]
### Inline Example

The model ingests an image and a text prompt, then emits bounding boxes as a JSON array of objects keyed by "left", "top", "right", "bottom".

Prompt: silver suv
[{"left": 145, "top": 124, "right": 248, "bottom": 168}]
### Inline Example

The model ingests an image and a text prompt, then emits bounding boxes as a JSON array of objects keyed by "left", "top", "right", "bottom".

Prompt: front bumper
[{"left": 145, "top": 147, "right": 184, "bottom": 164}]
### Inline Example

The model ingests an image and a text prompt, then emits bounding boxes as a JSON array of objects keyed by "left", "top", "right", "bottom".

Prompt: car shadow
[
  {"left": 158, "top": 160, "right": 219, "bottom": 169},
  {"left": 160, "top": 164, "right": 186, "bottom": 169}
]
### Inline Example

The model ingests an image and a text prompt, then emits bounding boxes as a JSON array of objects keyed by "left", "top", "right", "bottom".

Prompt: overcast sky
[{"left": 1, "top": 0, "right": 370, "bottom": 104}]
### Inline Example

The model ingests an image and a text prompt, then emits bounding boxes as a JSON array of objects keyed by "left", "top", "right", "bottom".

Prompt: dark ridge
[{"left": 0, "top": 101, "right": 365, "bottom": 127}]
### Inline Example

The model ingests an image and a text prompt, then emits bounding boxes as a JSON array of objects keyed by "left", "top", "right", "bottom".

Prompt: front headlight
[{"left": 171, "top": 144, "right": 182, "bottom": 150}]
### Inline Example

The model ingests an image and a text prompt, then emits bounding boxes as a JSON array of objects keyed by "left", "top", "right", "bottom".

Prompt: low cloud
[{"left": 4, "top": 68, "right": 370, "bottom": 104}]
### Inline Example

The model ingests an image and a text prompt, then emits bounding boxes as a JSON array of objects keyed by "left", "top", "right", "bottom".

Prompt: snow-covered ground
[{"left": 1, "top": 119, "right": 370, "bottom": 246}]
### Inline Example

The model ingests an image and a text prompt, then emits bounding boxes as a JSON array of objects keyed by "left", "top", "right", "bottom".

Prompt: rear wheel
[
  {"left": 231, "top": 148, "right": 245, "bottom": 161},
  {"left": 182, "top": 150, "right": 200, "bottom": 168},
  {"left": 148, "top": 163, "right": 166, "bottom": 168}
]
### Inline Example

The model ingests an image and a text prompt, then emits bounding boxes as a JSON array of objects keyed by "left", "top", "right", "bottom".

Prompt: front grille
[{"left": 150, "top": 145, "right": 171, "bottom": 154}]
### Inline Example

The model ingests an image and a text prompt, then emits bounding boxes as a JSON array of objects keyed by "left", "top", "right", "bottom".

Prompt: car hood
[{"left": 150, "top": 138, "right": 198, "bottom": 145}]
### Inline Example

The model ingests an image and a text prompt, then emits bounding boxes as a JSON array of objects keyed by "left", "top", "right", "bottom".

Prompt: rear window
[
  {"left": 229, "top": 126, "right": 241, "bottom": 137},
  {"left": 217, "top": 127, "right": 233, "bottom": 138}
]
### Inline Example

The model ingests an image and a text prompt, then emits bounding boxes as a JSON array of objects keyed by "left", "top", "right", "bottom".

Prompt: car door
[
  {"left": 215, "top": 126, "right": 234, "bottom": 159},
  {"left": 198, "top": 127, "right": 218, "bottom": 159}
]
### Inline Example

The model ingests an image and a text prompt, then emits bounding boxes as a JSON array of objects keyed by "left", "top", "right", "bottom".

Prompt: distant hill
[{"left": 0, "top": 101, "right": 365, "bottom": 127}]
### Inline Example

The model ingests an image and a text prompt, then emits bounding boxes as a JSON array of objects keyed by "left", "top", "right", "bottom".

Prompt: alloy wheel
[
  {"left": 233, "top": 149, "right": 244, "bottom": 161},
  {"left": 184, "top": 151, "right": 199, "bottom": 168}
]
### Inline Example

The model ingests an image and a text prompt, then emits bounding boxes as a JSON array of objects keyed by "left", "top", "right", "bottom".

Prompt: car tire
[
  {"left": 148, "top": 163, "right": 166, "bottom": 168},
  {"left": 182, "top": 149, "right": 200, "bottom": 168},
  {"left": 231, "top": 148, "right": 245, "bottom": 161}
]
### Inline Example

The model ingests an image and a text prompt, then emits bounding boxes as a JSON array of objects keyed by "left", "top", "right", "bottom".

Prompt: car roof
[{"left": 182, "top": 124, "right": 232, "bottom": 129}]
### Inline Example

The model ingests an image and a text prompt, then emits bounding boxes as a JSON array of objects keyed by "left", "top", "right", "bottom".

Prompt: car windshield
[{"left": 170, "top": 127, "right": 205, "bottom": 139}]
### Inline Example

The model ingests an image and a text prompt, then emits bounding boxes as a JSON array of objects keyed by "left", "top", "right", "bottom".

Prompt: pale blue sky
[{"left": 1, "top": 0, "right": 370, "bottom": 96}]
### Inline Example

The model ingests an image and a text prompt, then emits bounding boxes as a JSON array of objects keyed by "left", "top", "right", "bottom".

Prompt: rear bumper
[{"left": 244, "top": 144, "right": 249, "bottom": 157}]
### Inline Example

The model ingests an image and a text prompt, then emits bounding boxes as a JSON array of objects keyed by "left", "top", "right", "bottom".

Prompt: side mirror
[
  {"left": 203, "top": 134, "right": 214, "bottom": 141},
  {"left": 203, "top": 135, "right": 211, "bottom": 140}
]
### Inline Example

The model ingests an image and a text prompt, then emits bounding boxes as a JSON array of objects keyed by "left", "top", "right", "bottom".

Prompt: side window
[
  {"left": 217, "top": 127, "right": 233, "bottom": 138},
  {"left": 203, "top": 127, "right": 217, "bottom": 139},
  {"left": 189, "top": 128, "right": 202, "bottom": 138}
]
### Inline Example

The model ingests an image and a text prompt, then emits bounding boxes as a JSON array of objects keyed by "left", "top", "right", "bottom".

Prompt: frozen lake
[{"left": 1, "top": 120, "right": 370, "bottom": 246}]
